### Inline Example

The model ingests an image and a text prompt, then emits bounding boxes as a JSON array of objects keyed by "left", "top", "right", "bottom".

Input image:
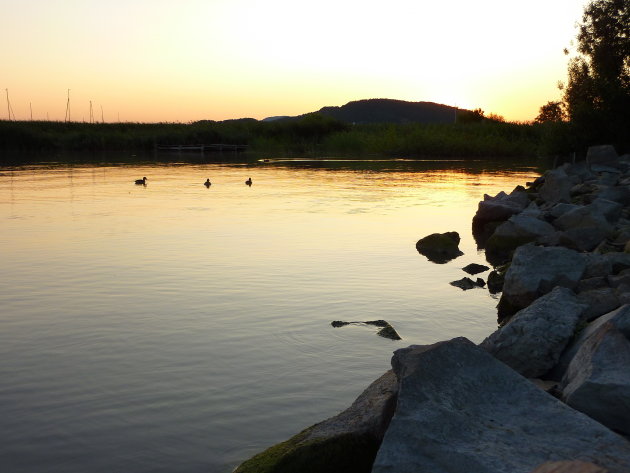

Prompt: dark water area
[{"left": 0, "top": 153, "right": 546, "bottom": 472}]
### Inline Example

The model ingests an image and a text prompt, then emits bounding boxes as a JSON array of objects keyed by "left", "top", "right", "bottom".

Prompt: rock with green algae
[
  {"left": 415, "top": 231, "right": 463, "bottom": 264},
  {"left": 233, "top": 370, "right": 398, "bottom": 473}
]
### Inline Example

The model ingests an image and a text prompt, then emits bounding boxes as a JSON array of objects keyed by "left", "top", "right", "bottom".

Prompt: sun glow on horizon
[{"left": 2, "top": 0, "right": 589, "bottom": 123}]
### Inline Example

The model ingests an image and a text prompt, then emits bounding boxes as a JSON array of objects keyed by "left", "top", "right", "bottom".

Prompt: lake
[{"left": 0, "top": 155, "right": 543, "bottom": 473}]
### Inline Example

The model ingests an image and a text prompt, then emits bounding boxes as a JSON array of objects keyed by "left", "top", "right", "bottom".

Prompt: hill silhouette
[{"left": 314, "top": 99, "right": 457, "bottom": 124}]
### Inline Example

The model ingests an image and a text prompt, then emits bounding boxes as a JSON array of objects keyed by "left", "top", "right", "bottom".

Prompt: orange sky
[{"left": 2, "top": 0, "right": 589, "bottom": 123}]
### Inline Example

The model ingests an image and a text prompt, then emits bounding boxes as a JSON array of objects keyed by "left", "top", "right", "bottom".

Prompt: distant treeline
[{"left": 0, "top": 111, "right": 592, "bottom": 163}]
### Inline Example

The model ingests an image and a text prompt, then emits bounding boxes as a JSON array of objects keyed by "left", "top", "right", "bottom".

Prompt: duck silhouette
[
  {"left": 135, "top": 177, "right": 147, "bottom": 185},
  {"left": 245, "top": 177, "right": 252, "bottom": 186},
  {"left": 204, "top": 179, "right": 211, "bottom": 187}
]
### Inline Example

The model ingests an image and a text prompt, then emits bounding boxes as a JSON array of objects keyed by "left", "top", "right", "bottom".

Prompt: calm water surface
[{"left": 0, "top": 157, "right": 542, "bottom": 473}]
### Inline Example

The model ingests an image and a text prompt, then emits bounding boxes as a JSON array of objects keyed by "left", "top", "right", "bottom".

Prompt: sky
[{"left": 2, "top": 0, "right": 590, "bottom": 123}]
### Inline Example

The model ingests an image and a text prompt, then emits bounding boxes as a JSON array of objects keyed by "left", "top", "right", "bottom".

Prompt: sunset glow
[{"left": 2, "top": 0, "right": 589, "bottom": 123}]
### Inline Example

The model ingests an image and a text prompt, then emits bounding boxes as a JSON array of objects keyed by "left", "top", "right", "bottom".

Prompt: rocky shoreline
[{"left": 234, "top": 145, "right": 630, "bottom": 473}]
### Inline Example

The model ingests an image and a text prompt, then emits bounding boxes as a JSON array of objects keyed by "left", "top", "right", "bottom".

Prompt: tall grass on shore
[{"left": 0, "top": 114, "right": 568, "bottom": 163}]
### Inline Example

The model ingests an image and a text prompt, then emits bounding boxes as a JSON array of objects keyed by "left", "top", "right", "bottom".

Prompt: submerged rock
[
  {"left": 449, "top": 277, "right": 484, "bottom": 290},
  {"left": 331, "top": 320, "right": 401, "bottom": 340},
  {"left": 372, "top": 338, "right": 630, "bottom": 473},
  {"left": 234, "top": 370, "right": 398, "bottom": 473},
  {"left": 415, "top": 231, "right": 463, "bottom": 264},
  {"left": 462, "top": 263, "right": 490, "bottom": 275}
]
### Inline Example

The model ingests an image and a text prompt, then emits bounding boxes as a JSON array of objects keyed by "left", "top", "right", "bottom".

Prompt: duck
[
  {"left": 245, "top": 177, "right": 252, "bottom": 186},
  {"left": 135, "top": 177, "right": 147, "bottom": 185},
  {"left": 204, "top": 179, "right": 211, "bottom": 187}
]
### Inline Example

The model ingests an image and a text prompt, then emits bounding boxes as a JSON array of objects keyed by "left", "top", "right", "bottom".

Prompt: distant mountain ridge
[{"left": 263, "top": 99, "right": 458, "bottom": 124}]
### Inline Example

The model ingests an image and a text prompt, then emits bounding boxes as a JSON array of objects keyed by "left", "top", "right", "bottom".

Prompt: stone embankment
[{"left": 234, "top": 145, "right": 630, "bottom": 473}]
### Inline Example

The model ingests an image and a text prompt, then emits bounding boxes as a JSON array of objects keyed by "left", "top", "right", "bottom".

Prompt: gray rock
[
  {"left": 577, "top": 287, "right": 620, "bottom": 322},
  {"left": 603, "top": 252, "right": 630, "bottom": 273},
  {"left": 481, "top": 287, "right": 586, "bottom": 377},
  {"left": 498, "top": 245, "right": 587, "bottom": 319},
  {"left": 586, "top": 144, "right": 618, "bottom": 165},
  {"left": 552, "top": 201, "right": 616, "bottom": 251},
  {"left": 547, "top": 304, "right": 630, "bottom": 382},
  {"left": 234, "top": 370, "right": 397, "bottom": 473},
  {"left": 562, "top": 322, "right": 630, "bottom": 435},
  {"left": 608, "top": 269, "right": 630, "bottom": 288},
  {"left": 583, "top": 253, "right": 614, "bottom": 279},
  {"left": 529, "top": 461, "right": 608, "bottom": 473},
  {"left": 576, "top": 276, "right": 609, "bottom": 293},
  {"left": 546, "top": 203, "right": 580, "bottom": 220},
  {"left": 598, "top": 186, "right": 630, "bottom": 206},
  {"left": 484, "top": 214, "right": 556, "bottom": 264},
  {"left": 538, "top": 168, "right": 573, "bottom": 204},
  {"left": 473, "top": 189, "right": 530, "bottom": 228},
  {"left": 372, "top": 338, "right": 630, "bottom": 473}
]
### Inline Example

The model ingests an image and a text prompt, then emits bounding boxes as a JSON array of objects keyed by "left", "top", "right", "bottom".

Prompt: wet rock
[
  {"left": 481, "top": 287, "right": 586, "bottom": 378},
  {"left": 561, "top": 322, "right": 630, "bottom": 436},
  {"left": 331, "top": 320, "right": 401, "bottom": 340},
  {"left": 498, "top": 244, "right": 587, "bottom": 320},
  {"left": 462, "top": 263, "right": 490, "bottom": 275},
  {"left": 487, "top": 269, "right": 505, "bottom": 294},
  {"left": 234, "top": 370, "right": 398, "bottom": 473},
  {"left": 372, "top": 338, "right": 630, "bottom": 473},
  {"left": 450, "top": 277, "right": 477, "bottom": 290},
  {"left": 416, "top": 231, "right": 463, "bottom": 264}
]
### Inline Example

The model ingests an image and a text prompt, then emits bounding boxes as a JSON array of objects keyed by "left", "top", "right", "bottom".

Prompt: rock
[
  {"left": 331, "top": 320, "right": 402, "bottom": 340},
  {"left": 538, "top": 167, "right": 573, "bottom": 204},
  {"left": 472, "top": 189, "right": 530, "bottom": 242},
  {"left": 487, "top": 269, "right": 505, "bottom": 294},
  {"left": 583, "top": 253, "right": 614, "bottom": 278},
  {"left": 547, "top": 304, "right": 630, "bottom": 382},
  {"left": 529, "top": 460, "right": 608, "bottom": 473},
  {"left": 498, "top": 245, "right": 587, "bottom": 320},
  {"left": 561, "top": 322, "right": 630, "bottom": 436},
  {"left": 603, "top": 252, "right": 630, "bottom": 273},
  {"left": 576, "top": 276, "right": 609, "bottom": 293},
  {"left": 484, "top": 213, "right": 556, "bottom": 265},
  {"left": 481, "top": 287, "right": 586, "bottom": 378},
  {"left": 577, "top": 287, "right": 620, "bottom": 322},
  {"left": 552, "top": 201, "right": 616, "bottom": 251},
  {"left": 449, "top": 277, "right": 484, "bottom": 290},
  {"left": 372, "top": 338, "right": 630, "bottom": 473},
  {"left": 416, "top": 231, "right": 463, "bottom": 264},
  {"left": 462, "top": 263, "right": 490, "bottom": 275},
  {"left": 234, "top": 370, "right": 398, "bottom": 473},
  {"left": 586, "top": 144, "right": 618, "bottom": 165}
]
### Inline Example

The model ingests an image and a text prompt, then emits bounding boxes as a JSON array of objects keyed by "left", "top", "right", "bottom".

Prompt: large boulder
[
  {"left": 538, "top": 167, "right": 573, "bottom": 204},
  {"left": 480, "top": 287, "right": 586, "bottom": 378},
  {"left": 234, "top": 370, "right": 397, "bottom": 473},
  {"left": 372, "top": 338, "right": 630, "bottom": 473},
  {"left": 586, "top": 145, "right": 618, "bottom": 165},
  {"left": 498, "top": 245, "right": 587, "bottom": 320},
  {"left": 552, "top": 200, "right": 618, "bottom": 251},
  {"left": 485, "top": 213, "right": 556, "bottom": 265},
  {"left": 549, "top": 304, "right": 630, "bottom": 382},
  {"left": 561, "top": 322, "right": 630, "bottom": 436},
  {"left": 416, "top": 231, "right": 463, "bottom": 264},
  {"left": 472, "top": 189, "right": 530, "bottom": 243}
]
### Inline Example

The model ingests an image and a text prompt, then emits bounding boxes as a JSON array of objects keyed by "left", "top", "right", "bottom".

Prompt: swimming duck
[
  {"left": 245, "top": 177, "right": 252, "bottom": 186},
  {"left": 204, "top": 179, "right": 211, "bottom": 187},
  {"left": 135, "top": 177, "right": 147, "bottom": 185}
]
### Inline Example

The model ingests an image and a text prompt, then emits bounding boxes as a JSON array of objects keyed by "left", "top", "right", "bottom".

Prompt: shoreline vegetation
[{"left": 0, "top": 110, "right": 588, "bottom": 166}]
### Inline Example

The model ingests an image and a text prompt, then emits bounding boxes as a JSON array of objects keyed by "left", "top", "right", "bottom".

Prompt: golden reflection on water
[{"left": 0, "top": 159, "right": 541, "bottom": 473}]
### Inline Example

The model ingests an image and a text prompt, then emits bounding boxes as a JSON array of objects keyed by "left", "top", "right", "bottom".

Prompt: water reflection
[{"left": 0, "top": 157, "right": 544, "bottom": 473}]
